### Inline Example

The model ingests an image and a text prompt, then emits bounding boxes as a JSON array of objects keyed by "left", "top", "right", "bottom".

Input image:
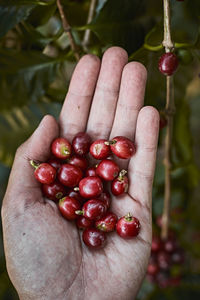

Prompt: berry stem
[
  {"left": 104, "top": 140, "right": 117, "bottom": 146},
  {"left": 74, "top": 187, "right": 79, "bottom": 192},
  {"left": 56, "top": 0, "right": 80, "bottom": 61},
  {"left": 82, "top": 0, "right": 97, "bottom": 51},
  {"left": 161, "top": 0, "right": 176, "bottom": 240},
  {"left": 30, "top": 160, "right": 39, "bottom": 169},
  {"left": 162, "top": 0, "right": 174, "bottom": 52},
  {"left": 75, "top": 210, "right": 84, "bottom": 216},
  {"left": 118, "top": 169, "right": 127, "bottom": 180},
  {"left": 125, "top": 212, "right": 133, "bottom": 222}
]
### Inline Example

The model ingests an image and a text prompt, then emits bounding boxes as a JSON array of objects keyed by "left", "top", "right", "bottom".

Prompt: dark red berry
[
  {"left": 78, "top": 176, "right": 103, "bottom": 198},
  {"left": 68, "top": 155, "right": 88, "bottom": 171},
  {"left": 147, "top": 262, "right": 159, "bottom": 276},
  {"left": 90, "top": 139, "right": 110, "bottom": 160},
  {"left": 111, "top": 170, "right": 128, "bottom": 196},
  {"left": 58, "top": 196, "right": 81, "bottom": 220},
  {"left": 96, "top": 159, "right": 119, "bottom": 181},
  {"left": 72, "top": 132, "right": 91, "bottom": 156},
  {"left": 82, "top": 228, "right": 107, "bottom": 249},
  {"left": 158, "top": 52, "right": 179, "bottom": 76},
  {"left": 42, "top": 181, "right": 67, "bottom": 202},
  {"left": 116, "top": 213, "right": 140, "bottom": 239},
  {"left": 76, "top": 216, "right": 93, "bottom": 230},
  {"left": 85, "top": 166, "right": 96, "bottom": 177},
  {"left": 95, "top": 212, "right": 118, "bottom": 232},
  {"left": 51, "top": 137, "right": 72, "bottom": 159},
  {"left": 58, "top": 164, "right": 83, "bottom": 187},
  {"left": 30, "top": 160, "right": 56, "bottom": 184},
  {"left": 109, "top": 136, "right": 135, "bottom": 159},
  {"left": 76, "top": 199, "right": 107, "bottom": 221},
  {"left": 47, "top": 158, "right": 62, "bottom": 170},
  {"left": 157, "top": 251, "right": 171, "bottom": 271},
  {"left": 67, "top": 190, "right": 85, "bottom": 204},
  {"left": 97, "top": 191, "right": 111, "bottom": 209},
  {"left": 151, "top": 236, "right": 163, "bottom": 252}
]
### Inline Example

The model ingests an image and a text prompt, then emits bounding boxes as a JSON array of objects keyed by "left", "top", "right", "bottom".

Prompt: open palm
[{"left": 2, "top": 47, "right": 159, "bottom": 300}]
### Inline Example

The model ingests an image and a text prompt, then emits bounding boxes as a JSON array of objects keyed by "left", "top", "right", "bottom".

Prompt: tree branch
[
  {"left": 82, "top": 0, "right": 97, "bottom": 51},
  {"left": 161, "top": 0, "right": 175, "bottom": 240},
  {"left": 57, "top": 0, "right": 80, "bottom": 61}
]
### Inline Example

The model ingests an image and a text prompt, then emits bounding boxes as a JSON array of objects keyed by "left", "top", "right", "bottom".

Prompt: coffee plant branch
[
  {"left": 57, "top": 0, "right": 80, "bottom": 61},
  {"left": 161, "top": 0, "right": 176, "bottom": 240},
  {"left": 82, "top": 0, "right": 97, "bottom": 51}
]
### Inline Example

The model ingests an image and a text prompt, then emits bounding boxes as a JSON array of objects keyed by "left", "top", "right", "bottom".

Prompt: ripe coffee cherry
[
  {"left": 76, "top": 216, "right": 93, "bottom": 230},
  {"left": 95, "top": 212, "right": 118, "bottom": 232},
  {"left": 76, "top": 199, "right": 107, "bottom": 221},
  {"left": 151, "top": 236, "right": 163, "bottom": 252},
  {"left": 58, "top": 164, "right": 83, "bottom": 187},
  {"left": 47, "top": 158, "right": 62, "bottom": 170},
  {"left": 159, "top": 113, "right": 167, "bottom": 129},
  {"left": 90, "top": 139, "right": 110, "bottom": 159},
  {"left": 158, "top": 52, "right": 179, "bottom": 76},
  {"left": 82, "top": 228, "right": 107, "bottom": 249},
  {"left": 67, "top": 190, "right": 85, "bottom": 204},
  {"left": 72, "top": 132, "right": 91, "bottom": 156},
  {"left": 96, "top": 159, "right": 119, "bottom": 181},
  {"left": 58, "top": 196, "right": 81, "bottom": 220},
  {"left": 42, "top": 181, "right": 67, "bottom": 202},
  {"left": 157, "top": 251, "right": 171, "bottom": 270},
  {"left": 68, "top": 155, "right": 88, "bottom": 171},
  {"left": 78, "top": 176, "right": 103, "bottom": 198},
  {"left": 85, "top": 166, "right": 96, "bottom": 177},
  {"left": 97, "top": 191, "right": 111, "bottom": 209},
  {"left": 30, "top": 160, "right": 56, "bottom": 184},
  {"left": 51, "top": 137, "right": 72, "bottom": 159},
  {"left": 116, "top": 213, "right": 140, "bottom": 239},
  {"left": 171, "top": 249, "right": 184, "bottom": 264},
  {"left": 109, "top": 136, "right": 135, "bottom": 159},
  {"left": 111, "top": 170, "right": 129, "bottom": 196}
]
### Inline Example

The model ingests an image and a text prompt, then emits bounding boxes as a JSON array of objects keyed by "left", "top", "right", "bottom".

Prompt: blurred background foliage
[{"left": 0, "top": 0, "right": 200, "bottom": 299}]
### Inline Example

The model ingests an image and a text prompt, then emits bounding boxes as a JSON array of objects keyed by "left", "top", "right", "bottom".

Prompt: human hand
[{"left": 1, "top": 47, "right": 159, "bottom": 300}]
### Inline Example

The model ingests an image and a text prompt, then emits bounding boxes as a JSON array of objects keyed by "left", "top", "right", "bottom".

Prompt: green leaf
[
  {"left": 0, "top": 102, "right": 61, "bottom": 166},
  {"left": 0, "top": 50, "right": 64, "bottom": 111},
  {"left": 84, "top": 0, "right": 152, "bottom": 54}
]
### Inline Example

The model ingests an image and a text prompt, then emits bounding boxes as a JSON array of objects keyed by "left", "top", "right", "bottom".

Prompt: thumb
[{"left": 3, "top": 115, "right": 59, "bottom": 202}]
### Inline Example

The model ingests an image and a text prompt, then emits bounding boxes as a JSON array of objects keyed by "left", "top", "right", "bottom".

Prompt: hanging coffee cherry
[
  {"left": 78, "top": 176, "right": 103, "bottom": 198},
  {"left": 90, "top": 139, "right": 110, "bottom": 159},
  {"left": 96, "top": 159, "right": 119, "bottom": 181},
  {"left": 72, "top": 132, "right": 91, "bottom": 156},
  {"left": 42, "top": 181, "right": 67, "bottom": 202},
  {"left": 107, "top": 136, "right": 135, "bottom": 159},
  {"left": 151, "top": 236, "right": 163, "bottom": 252},
  {"left": 158, "top": 52, "right": 179, "bottom": 76},
  {"left": 116, "top": 213, "right": 140, "bottom": 239},
  {"left": 58, "top": 164, "right": 83, "bottom": 187},
  {"left": 76, "top": 199, "right": 107, "bottom": 221},
  {"left": 58, "top": 196, "right": 81, "bottom": 220},
  {"left": 51, "top": 137, "right": 72, "bottom": 159},
  {"left": 111, "top": 170, "right": 129, "bottom": 196},
  {"left": 30, "top": 160, "right": 56, "bottom": 184},
  {"left": 95, "top": 212, "right": 118, "bottom": 232},
  {"left": 82, "top": 228, "right": 107, "bottom": 249}
]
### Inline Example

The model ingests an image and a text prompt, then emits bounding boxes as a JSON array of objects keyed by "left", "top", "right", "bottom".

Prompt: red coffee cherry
[
  {"left": 96, "top": 159, "right": 120, "bottom": 181},
  {"left": 82, "top": 228, "right": 107, "bottom": 249},
  {"left": 95, "top": 212, "right": 118, "bottom": 232},
  {"left": 90, "top": 139, "right": 110, "bottom": 160},
  {"left": 30, "top": 160, "right": 56, "bottom": 184},
  {"left": 51, "top": 137, "right": 72, "bottom": 159},
  {"left": 58, "top": 196, "right": 81, "bottom": 220},
  {"left": 58, "top": 164, "right": 83, "bottom": 187},
  {"left": 42, "top": 181, "right": 67, "bottom": 202},
  {"left": 76, "top": 199, "right": 107, "bottom": 221},
  {"left": 116, "top": 213, "right": 140, "bottom": 239},
  {"left": 76, "top": 216, "right": 94, "bottom": 230},
  {"left": 158, "top": 52, "right": 179, "bottom": 76},
  {"left": 111, "top": 170, "right": 129, "bottom": 196},
  {"left": 78, "top": 176, "right": 103, "bottom": 198},
  {"left": 72, "top": 132, "right": 91, "bottom": 156},
  {"left": 85, "top": 166, "right": 97, "bottom": 177},
  {"left": 109, "top": 136, "right": 135, "bottom": 159},
  {"left": 68, "top": 155, "right": 88, "bottom": 171}
]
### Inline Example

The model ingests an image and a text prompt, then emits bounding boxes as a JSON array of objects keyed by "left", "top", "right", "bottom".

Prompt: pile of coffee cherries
[
  {"left": 30, "top": 132, "right": 140, "bottom": 249},
  {"left": 147, "top": 232, "right": 184, "bottom": 288}
]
